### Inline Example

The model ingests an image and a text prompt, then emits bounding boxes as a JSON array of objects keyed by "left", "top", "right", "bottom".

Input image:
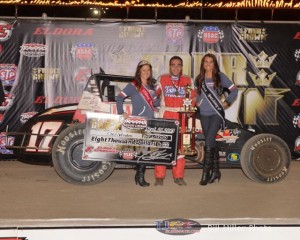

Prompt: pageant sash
[
  {"left": 133, "top": 81, "right": 155, "bottom": 112},
  {"left": 201, "top": 81, "right": 226, "bottom": 129}
]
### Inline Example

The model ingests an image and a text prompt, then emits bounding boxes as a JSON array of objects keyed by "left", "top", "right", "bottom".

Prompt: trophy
[{"left": 178, "top": 84, "right": 197, "bottom": 155}]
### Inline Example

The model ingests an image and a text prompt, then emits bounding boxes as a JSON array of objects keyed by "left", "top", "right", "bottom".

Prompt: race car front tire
[{"left": 52, "top": 123, "right": 115, "bottom": 185}]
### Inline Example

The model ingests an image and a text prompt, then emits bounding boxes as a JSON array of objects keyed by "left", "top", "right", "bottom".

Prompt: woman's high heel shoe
[
  {"left": 199, "top": 167, "right": 211, "bottom": 185},
  {"left": 199, "top": 147, "right": 214, "bottom": 186},
  {"left": 208, "top": 171, "right": 221, "bottom": 183},
  {"left": 135, "top": 164, "right": 150, "bottom": 187},
  {"left": 208, "top": 159, "right": 221, "bottom": 183}
]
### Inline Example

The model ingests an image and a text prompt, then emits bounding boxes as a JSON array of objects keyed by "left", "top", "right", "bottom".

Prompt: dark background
[{"left": 1, "top": 1, "right": 300, "bottom": 21}]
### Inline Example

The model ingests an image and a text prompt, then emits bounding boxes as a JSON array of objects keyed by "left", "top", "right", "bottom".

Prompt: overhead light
[{"left": 93, "top": 9, "right": 100, "bottom": 15}]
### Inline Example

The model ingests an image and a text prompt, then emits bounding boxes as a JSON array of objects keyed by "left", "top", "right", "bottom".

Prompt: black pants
[{"left": 200, "top": 114, "right": 223, "bottom": 148}]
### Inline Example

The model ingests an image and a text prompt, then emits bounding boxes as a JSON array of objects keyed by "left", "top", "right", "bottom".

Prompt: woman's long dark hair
[
  {"left": 195, "top": 53, "right": 221, "bottom": 94},
  {"left": 134, "top": 60, "right": 155, "bottom": 90}
]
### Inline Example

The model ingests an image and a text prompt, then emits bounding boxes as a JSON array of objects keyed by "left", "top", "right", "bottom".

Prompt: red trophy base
[{"left": 178, "top": 110, "right": 196, "bottom": 156}]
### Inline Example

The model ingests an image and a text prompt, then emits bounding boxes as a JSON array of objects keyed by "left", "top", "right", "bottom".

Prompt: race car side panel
[
  {"left": 12, "top": 104, "right": 77, "bottom": 165},
  {"left": 216, "top": 120, "right": 255, "bottom": 166}
]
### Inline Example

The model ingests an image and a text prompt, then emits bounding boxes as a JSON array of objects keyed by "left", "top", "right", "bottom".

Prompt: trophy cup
[{"left": 178, "top": 84, "right": 197, "bottom": 155}]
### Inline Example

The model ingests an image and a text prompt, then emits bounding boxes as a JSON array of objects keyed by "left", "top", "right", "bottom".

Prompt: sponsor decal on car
[
  {"left": 166, "top": 23, "right": 184, "bottom": 45},
  {"left": 227, "top": 153, "right": 240, "bottom": 162},
  {"left": 156, "top": 218, "right": 201, "bottom": 235},
  {"left": 218, "top": 151, "right": 228, "bottom": 162},
  {"left": 20, "top": 111, "right": 38, "bottom": 124},
  {"left": 34, "top": 96, "right": 81, "bottom": 105},
  {"left": 0, "top": 64, "right": 17, "bottom": 86},
  {"left": 0, "top": 21, "right": 13, "bottom": 42},
  {"left": 198, "top": 26, "right": 224, "bottom": 44},
  {"left": 20, "top": 43, "right": 47, "bottom": 57},
  {"left": 216, "top": 128, "right": 240, "bottom": 143}
]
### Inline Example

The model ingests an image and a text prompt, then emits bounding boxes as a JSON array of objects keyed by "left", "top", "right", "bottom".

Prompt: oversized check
[{"left": 83, "top": 112, "right": 179, "bottom": 165}]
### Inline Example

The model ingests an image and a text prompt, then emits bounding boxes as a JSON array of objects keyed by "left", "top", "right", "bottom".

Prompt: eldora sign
[{"left": 83, "top": 112, "right": 179, "bottom": 165}]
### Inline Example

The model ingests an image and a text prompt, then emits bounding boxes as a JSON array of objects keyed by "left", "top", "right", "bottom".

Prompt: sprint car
[{"left": 6, "top": 73, "right": 291, "bottom": 185}]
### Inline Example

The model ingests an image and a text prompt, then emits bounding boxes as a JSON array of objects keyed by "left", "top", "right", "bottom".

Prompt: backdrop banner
[{"left": 0, "top": 19, "right": 299, "bottom": 156}]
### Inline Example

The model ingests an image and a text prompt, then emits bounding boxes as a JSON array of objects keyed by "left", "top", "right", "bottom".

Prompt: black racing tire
[
  {"left": 240, "top": 133, "right": 291, "bottom": 184},
  {"left": 52, "top": 123, "right": 115, "bottom": 185}
]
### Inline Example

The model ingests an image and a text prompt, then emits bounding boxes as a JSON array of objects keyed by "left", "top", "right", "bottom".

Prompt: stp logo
[
  {"left": 0, "top": 21, "right": 13, "bottom": 42},
  {"left": 166, "top": 23, "right": 184, "bottom": 45},
  {"left": 0, "top": 64, "right": 17, "bottom": 86}
]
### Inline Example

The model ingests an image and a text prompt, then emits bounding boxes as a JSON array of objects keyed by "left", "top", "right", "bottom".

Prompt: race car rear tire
[
  {"left": 52, "top": 123, "right": 115, "bottom": 185},
  {"left": 240, "top": 133, "right": 291, "bottom": 183}
]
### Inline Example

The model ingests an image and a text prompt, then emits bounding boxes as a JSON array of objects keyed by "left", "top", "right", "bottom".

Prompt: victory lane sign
[{"left": 83, "top": 112, "right": 179, "bottom": 165}]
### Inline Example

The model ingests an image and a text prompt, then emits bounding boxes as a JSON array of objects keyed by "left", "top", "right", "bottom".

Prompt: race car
[{"left": 6, "top": 73, "right": 292, "bottom": 185}]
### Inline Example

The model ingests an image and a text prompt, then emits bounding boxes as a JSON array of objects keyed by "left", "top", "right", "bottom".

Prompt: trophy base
[{"left": 179, "top": 149, "right": 196, "bottom": 156}]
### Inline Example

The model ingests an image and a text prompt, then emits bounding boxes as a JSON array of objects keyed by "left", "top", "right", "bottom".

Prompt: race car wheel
[
  {"left": 240, "top": 133, "right": 291, "bottom": 183},
  {"left": 52, "top": 123, "right": 115, "bottom": 185}
]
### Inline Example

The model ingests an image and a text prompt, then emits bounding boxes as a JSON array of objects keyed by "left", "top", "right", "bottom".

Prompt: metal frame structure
[{"left": 0, "top": 3, "right": 300, "bottom": 21}]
